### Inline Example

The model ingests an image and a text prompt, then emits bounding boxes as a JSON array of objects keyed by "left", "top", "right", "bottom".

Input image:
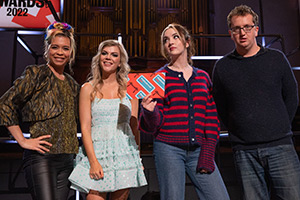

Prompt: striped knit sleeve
[
  {"left": 197, "top": 73, "right": 220, "bottom": 173},
  {"left": 139, "top": 98, "right": 164, "bottom": 135},
  {"left": 139, "top": 67, "right": 166, "bottom": 135}
]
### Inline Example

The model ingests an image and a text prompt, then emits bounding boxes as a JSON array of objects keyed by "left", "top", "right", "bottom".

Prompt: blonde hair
[
  {"left": 89, "top": 39, "right": 130, "bottom": 100},
  {"left": 44, "top": 22, "right": 76, "bottom": 73},
  {"left": 160, "top": 23, "right": 195, "bottom": 65}
]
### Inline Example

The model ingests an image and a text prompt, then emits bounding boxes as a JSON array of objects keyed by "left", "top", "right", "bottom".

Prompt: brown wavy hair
[{"left": 160, "top": 23, "right": 195, "bottom": 65}]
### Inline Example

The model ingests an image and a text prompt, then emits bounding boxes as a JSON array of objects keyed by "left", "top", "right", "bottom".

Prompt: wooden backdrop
[{"left": 62, "top": 0, "right": 210, "bottom": 83}]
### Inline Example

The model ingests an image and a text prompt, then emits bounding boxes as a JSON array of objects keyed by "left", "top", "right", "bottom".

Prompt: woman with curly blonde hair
[
  {"left": 69, "top": 39, "right": 147, "bottom": 200},
  {"left": 88, "top": 40, "right": 130, "bottom": 100}
]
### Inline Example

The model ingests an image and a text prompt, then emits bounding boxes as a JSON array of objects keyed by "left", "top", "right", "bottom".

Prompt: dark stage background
[{"left": 0, "top": 0, "right": 300, "bottom": 199}]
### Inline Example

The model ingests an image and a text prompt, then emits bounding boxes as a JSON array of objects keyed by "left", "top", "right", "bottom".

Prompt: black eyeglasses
[{"left": 230, "top": 25, "right": 256, "bottom": 34}]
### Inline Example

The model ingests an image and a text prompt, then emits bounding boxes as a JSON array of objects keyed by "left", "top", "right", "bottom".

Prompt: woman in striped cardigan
[{"left": 139, "top": 23, "right": 229, "bottom": 200}]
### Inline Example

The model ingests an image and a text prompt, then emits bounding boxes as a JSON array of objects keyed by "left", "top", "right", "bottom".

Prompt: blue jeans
[
  {"left": 153, "top": 141, "right": 229, "bottom": 200},
  {"left": 234, "top": 144, "right": 300, "bottom": 200}
]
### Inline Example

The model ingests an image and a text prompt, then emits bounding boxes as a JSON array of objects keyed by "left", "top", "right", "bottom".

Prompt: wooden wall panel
[{"left": 62, "top": 0, "right": 209, "bottom": 77}]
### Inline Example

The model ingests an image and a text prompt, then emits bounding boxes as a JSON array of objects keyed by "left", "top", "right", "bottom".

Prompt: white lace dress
[{"left": 69, "top": 97, "right": 147, "bottom": 193}]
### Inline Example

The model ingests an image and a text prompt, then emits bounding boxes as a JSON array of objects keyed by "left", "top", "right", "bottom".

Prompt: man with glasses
[{"left": 213, "top": 4, "right": 300, "bottom": 200}]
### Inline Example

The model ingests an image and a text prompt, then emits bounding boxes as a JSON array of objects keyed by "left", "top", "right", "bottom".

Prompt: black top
[{"left": 212, "top": 45, "right": 298, "bottom": 150}]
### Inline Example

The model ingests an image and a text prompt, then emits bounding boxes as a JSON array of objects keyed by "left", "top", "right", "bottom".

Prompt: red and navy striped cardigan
[{"left": 139, "top": 65, "right": 220, "bottom": 173}]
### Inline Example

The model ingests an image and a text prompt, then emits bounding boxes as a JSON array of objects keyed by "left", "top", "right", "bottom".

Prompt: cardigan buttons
[{"left": 178, "top": 74, "right": 182, "bottom": 77}]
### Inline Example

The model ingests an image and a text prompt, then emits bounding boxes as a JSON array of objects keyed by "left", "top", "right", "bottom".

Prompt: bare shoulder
[{"left": 80, "top": 82, "right": 94, "bottom": 96}]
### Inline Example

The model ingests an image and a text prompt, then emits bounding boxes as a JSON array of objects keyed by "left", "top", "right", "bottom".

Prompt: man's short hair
[{"left": 227, "top": 5, "right": 259, "bottom": 29}]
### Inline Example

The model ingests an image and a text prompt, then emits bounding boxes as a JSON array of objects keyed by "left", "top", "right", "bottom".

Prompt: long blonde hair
[{"left": 88, "top": 39, "right": 130, "bottom": 100}]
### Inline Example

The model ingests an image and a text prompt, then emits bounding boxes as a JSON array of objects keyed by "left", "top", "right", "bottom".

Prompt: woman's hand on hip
[{"left": 21, "top": 135, "right": 52, "bottom": 154}]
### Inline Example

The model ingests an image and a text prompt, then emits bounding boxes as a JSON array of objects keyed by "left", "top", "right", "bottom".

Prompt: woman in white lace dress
[{"left": 69, "top": 40, "right": 147, "bottom": 200}]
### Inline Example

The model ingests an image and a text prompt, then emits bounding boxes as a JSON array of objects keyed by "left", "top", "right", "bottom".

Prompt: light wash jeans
[
  {"left": 234, "top": 144, "right": 300, "bottom": 200},
  {"left": 153, "top": 141, "right": 230, "bottom": 200}
]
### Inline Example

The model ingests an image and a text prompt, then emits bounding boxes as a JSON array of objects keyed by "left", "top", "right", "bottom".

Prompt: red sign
[
  {"left": 0, "top": 0, "right": 61, "bottom": 29},
  {"left": 127, "top": 72, "right": 165, "bottom": 99}
]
